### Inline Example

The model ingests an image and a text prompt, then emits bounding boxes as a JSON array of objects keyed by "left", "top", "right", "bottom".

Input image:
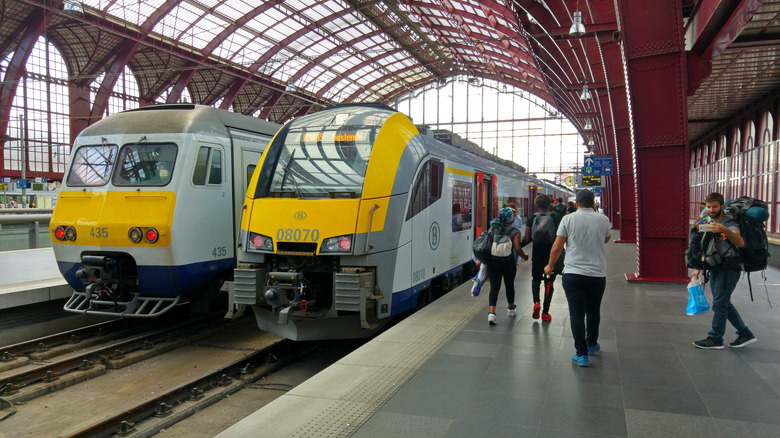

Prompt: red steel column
[{"left": 616, "top": 0, "right": 689, "bottom": 282}]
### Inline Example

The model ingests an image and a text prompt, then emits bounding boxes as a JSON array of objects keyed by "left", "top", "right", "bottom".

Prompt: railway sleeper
[{"left": 4, "top": 364, "right": 107, "bottom": 404}]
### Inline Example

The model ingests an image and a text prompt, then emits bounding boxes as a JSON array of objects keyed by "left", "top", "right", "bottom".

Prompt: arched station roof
[{"left": 1, "top": 1, "right": 778, "bottom": 155}]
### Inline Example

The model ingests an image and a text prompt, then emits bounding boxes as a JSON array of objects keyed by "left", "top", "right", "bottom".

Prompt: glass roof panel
[
  {"left": 215, "top": 28, "right": 253, "bottom": 63},
  {"left": 213, "top": 0, "right": 253, "bottom": 22},
  {"left": 153, "top": 2, "right": 205, "bottom": 41},
  {"left": 101, "top": 0, "right": 168, "bottom": 26},
  {"left": 178, "top": 13, "right": 230, "bottom": 50},
  {"left": 245, "top": 14, "right": 274, "bottom": 35}
]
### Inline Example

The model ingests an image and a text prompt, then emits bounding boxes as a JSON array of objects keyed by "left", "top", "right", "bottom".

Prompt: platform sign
[
  {"left": 0, "top": 183, "right": 7, "bottom": 191},
  {"left": 582, "top": 155, "right": 614, "bottom": 176},
  {"left": 593, "top": 187, "right": 603, "bottom": 196},
  {"left": 580, "top": 175, "right": 604, "bottom": 187}
]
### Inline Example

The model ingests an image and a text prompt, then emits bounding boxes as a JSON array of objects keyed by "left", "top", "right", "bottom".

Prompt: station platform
[
  {"left": 218, "top": 236, "right": 780, "bottom": 437},
  {"left": 0, "top": 248, "right": 69, "bottom": 310}
]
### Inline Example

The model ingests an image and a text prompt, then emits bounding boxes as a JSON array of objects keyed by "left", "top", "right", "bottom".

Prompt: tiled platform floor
[{"left": 355, "top": 238, "right": 780, "bottom": 437}]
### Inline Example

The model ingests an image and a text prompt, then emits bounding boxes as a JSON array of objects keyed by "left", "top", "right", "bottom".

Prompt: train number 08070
[{"left": 276, "top": 228, "right": 319, "bottom": 242}]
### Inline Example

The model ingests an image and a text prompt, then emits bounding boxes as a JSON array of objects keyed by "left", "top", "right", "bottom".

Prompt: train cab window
[
  {"left": 406, "top": 160, "right": 444, "bottom": 220},
  {"left": 192, "top": 146, "right": 223, "bottom": 186},
  {"left": 113, "top": 143, "right": 177, "bottom": 186},
  {"left": 66, "top": 144, "right": 118, "bottom": 186}
]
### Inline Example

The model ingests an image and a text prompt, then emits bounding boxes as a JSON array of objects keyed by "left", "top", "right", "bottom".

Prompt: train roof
[{"left": 78, "top": 104, "right": 280, "bottom": 138}]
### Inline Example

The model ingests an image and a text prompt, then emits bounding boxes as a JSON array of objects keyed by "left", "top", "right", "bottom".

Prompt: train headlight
[
  {"left": 65, "top": 226, "right": 77, "bottom": 241},
  {"left": 248, "top": 232, "right": 273, "bottom": 252},
  {"left": 54, "top": 226, "right": 66, "bottom": 241},
  {"left": 128, "top": 227, "right": 143, "bottom": 243},
  {"left": 321, "top": 235, "right": 352, "bottom": 253},
  {"left": 145, "top": 227, "right": 159, "bottom": 243}
]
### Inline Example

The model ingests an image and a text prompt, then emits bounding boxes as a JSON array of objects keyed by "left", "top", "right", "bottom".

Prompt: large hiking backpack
[
  {"left": 685, "top": 228, "right": 739, "bottom": 271},
  {"left": 725, "top": 197, "right": 772, "bottom": 306},
  {"left": 531, "top": 212, "right": 557, "bottom": 245},
  {"left": 725, "top": 197, "right": 770, "bottom": 272}
]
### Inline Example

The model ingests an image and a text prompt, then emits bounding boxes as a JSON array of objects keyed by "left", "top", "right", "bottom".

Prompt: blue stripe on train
[
  {"left": 57, "top": 258, "right": 235, "bottom": 298},
  {"left": 390, "top": 264, "right": 465, "bottom": 315}
]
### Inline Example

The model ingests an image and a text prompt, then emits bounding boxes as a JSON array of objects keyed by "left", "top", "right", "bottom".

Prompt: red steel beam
[{"left": 617, "top": 0, "right": 690, "bottom": 283}]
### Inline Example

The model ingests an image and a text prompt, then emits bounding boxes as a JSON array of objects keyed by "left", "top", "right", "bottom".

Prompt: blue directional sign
[
  {"left": 593, "top": 187, "right": 603, "bottom": 196},
  {"left": 583, "top": 155, "right": 614, "bottom": 176}
]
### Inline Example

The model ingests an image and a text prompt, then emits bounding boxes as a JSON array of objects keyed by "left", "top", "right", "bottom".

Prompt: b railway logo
[
  {"left": 293, "top": 211, "right": 307, "bottom": 220},
  {"left": 429, "top": 222, "right": 440, "bottom": 250}
]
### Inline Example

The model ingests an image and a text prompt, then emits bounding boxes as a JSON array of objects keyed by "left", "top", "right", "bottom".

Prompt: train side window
[
  {"left": 193, "top": 147, "right": 209, "bottom": 185},
  {"left": 246, "top": 165, "right": 256, "bottom": 188},
  {"left": 406, "top": 159, "right": 444, "bottom": 220},
  {"left": 452, "top": 180, "right": 473, "bottom": 231},
  {"left": 208, "top": 149, "right": 222, "bottom": 184}
]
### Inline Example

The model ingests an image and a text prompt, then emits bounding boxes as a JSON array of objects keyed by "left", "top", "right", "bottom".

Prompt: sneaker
[
  {"left": 571, "top": 354, "right": 589, "bottom": 367},
  {"left": 541, "top": 313, "right": 552, "bottom": 322},
  {"left": 693, "top": 337, "right": 724, "bottom": 350},
  {"left": 587, "top": 343, "right": 600, "bottom": 355},
  {"left": 532, "top": 302, "right": 541, "bottom": 319},
  {"left": 488, "top": 313, "right": 497, "bottom": 325},
  {"left": 507, "top": 307, "right": 517, "bottom": 317},
  {"left": 471, "top": 282, "right": 483, "bottom": 297},
  {"left": 729, "top": 335, "right": 757, "bottom": 348}
]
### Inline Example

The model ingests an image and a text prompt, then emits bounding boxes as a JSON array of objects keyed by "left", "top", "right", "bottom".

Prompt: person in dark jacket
[{"left": 523, "top": 194, "right": 562, "bottom": 321}]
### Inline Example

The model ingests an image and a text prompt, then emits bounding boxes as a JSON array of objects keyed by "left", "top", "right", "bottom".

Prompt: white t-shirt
[{"left": 556, "top": 208, "right": 612, "bottom": 277}]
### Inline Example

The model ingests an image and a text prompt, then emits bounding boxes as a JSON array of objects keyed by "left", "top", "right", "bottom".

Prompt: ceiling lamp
[
  {"left": 63, "top": 0, "right": 84, "bottom": 15},
  {"left": 584, "top": 119, "right": 593, "bottom": 130},
  {"left": 285, "top": 78, "right": 296, "bottom": 93},
  {"left": 587, "top": 136, "right": 595, "bottom": 146},
  {"left": 569, "top": 11, "right": 586, "bottom": 37},
  {"left": 580, "top": 84, "right": 592, "bottom": 101}
]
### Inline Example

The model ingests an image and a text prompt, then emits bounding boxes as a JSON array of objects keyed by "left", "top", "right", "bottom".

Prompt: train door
[
  {"left": 529, "top": 185, "right": 538, "bottom": 215},
  {"left": 191, "top": 141, "right": 232, "bottom": 260},
  {"left": 475, "top": 172, "right": 498, "bottom": 236},
  {"left": 227, "top": 128, "right": 272, "bottom": 244}
]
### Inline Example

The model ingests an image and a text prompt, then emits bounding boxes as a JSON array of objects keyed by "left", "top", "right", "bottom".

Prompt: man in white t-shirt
[{"left": 545, "top": 190, "right": 611, "bottom": 367}]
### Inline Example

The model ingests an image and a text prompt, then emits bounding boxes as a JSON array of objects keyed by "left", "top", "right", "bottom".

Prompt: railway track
[{"left": 0, "top": 315, "right": 223, "bottom": 404}]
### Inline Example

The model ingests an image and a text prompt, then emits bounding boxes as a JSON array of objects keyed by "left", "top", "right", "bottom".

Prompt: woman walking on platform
[{"left": 487, "top": 207, "right": 527, "bottom": 325}]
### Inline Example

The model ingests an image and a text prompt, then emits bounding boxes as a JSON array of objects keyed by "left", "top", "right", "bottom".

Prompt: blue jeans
[{"left": 708, "top": 269, "right": 753, "bottom": 341}]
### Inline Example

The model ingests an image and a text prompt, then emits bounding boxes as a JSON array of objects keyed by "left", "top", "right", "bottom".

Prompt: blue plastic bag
[{"left": 686, "top": 278, "right": 709, "bottom": 315}]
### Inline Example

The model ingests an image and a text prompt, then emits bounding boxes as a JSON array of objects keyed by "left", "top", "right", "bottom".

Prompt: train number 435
[
  {"left": 90, "top": 227, "right": 108, "bottom": 238},
  {"left": 212, "top": 246, "right": 227, "bottom": 257}
]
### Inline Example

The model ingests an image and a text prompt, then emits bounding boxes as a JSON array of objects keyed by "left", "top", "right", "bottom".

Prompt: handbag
[{"left": 686, "top": 277, "right": 709, "bottom": 315}]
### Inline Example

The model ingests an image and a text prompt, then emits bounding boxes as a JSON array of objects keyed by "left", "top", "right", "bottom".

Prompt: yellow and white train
[
  {"left": 51, "top": 104, "right": 280, "bottom": 317},
  {"left": 231, "top": 103, "right": 572, "bottom": 340}
]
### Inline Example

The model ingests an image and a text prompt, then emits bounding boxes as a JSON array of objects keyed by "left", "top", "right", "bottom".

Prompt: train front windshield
[
  {"left": 65, "top": 142, "right": 177, "bottom": 187},
  {"left": 258, "top": 107, "right": 391, "bottom": 198}
]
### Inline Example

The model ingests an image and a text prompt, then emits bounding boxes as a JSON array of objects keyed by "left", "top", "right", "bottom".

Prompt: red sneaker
[
  {"left": 532, "top": 302, "right": 541, "bottom": 319},
  {"left": 541, "top": 313, "right": 552, "bottom": 322}
]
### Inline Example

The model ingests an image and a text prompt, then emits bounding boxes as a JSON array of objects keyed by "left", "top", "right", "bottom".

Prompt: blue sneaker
[
  {"left": 571, "top": 354, "right": 589, "bottom": 367},
  {"left": 471, "top": 281, "right": 483, "bottom": 297},
  {"left": 587, "top": 343, "right": 600, "bottom": 355}
]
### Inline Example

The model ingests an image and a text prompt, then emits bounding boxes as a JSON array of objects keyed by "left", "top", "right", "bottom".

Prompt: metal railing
[{"left": 0, "top": 209, "right": 53, "bottom": 250}]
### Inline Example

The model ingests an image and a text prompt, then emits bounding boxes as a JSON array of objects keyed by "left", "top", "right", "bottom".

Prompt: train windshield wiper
[{"left": 280, "top": 149, "right": 302, "bottom": 198}]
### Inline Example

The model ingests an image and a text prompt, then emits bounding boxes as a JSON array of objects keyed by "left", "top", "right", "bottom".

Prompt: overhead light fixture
[
  {"left": 587, "top": 136, "right": 595, "bottom": 146},
  {"left": 580, "top": 84, "right": 592, "bottom": 100},
  {"left": 584, "top": 119, "right": 593, "bottom": 130},
  {"left": 63, "top": 0, "right": 84, "bottom": 15},
  {"left": 569, "top": 11, "right": 586, "bottom": 37},
  {"left": 285, "top": 78, "right": 296, "bottom": 93}
]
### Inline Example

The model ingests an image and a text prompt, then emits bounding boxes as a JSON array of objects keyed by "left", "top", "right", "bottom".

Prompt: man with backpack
[
  {"left": 523, "top": 194, "right": 563, "bottom": 321},
  {"left": 690, "top": 192, "right": 757, "bottom": 350}
]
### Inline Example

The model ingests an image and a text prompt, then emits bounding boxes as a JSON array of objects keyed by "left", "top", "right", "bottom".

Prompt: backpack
[
  {"left": 725, "top": 197, "right": 770, "bottom": 272},
  {"left": 531, "top": 212, "right": 556, "bottom": 245},
  {"left": 553, "top": 204, "right": 566, "bottom": 217},
  {"left": 490, "top": 232, "right": 514, "bottom": 261},
  {"left": 725, "top": 197, "right": 772, "bottom": 305},
  {"left": 473, "top": 231, "right": 493, "bottom": 264},
  {"left": 685, "top": 227, "right": 741, "bottom": 271}
]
